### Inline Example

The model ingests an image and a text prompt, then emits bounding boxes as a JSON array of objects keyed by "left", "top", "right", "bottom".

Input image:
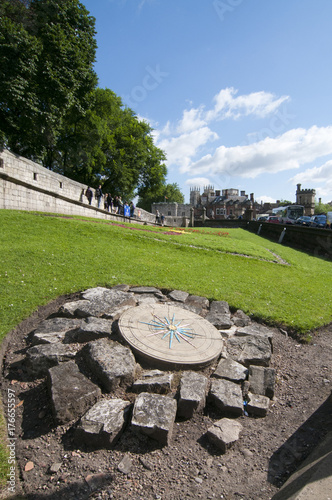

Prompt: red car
[{"left": 266, "top": 216, "right": 279, "bottom": 223}]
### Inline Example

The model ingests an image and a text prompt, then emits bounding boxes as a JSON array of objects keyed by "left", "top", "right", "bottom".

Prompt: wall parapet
[{"left": 0, "top": 150, "right": 182, "bottom": 226}]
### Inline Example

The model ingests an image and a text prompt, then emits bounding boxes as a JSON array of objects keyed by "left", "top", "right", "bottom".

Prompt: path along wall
[{"left": 0, "top": 150, "right": 177, "bottom": 225}]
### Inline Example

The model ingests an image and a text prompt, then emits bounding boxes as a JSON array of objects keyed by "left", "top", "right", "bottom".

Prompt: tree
[
  {"left": 0, "top": 1, "right": 168, "bottom": 205},
  {"left": 137, "top": 182, "right": 184, "bottom": 212},
  {"left": 0, "top": 0, "right": 97, "bottom": 165},
  {"left": 314, "top": 200, "right": 331, "bottom": 215},
  {"left": 59, "top": 88, "right": 167, "bottom": 201}
]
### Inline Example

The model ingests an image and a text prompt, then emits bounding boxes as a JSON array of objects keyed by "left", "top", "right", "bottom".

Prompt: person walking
[
  {"left": 95, "top": 185, "right": 103, "bottom": 208},
  {"left": 85, "top": 186, "right": 93, "bottom": 205}
]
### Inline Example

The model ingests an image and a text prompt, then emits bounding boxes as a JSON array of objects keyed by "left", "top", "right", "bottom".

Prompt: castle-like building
[
  {"left": 152, "top": 186, "right": 260, "bottom": 221},
  {"left": 152, "top": 184, "right": 318, "bottom": 222}
]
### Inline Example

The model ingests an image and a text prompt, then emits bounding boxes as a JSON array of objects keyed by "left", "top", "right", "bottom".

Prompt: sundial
[{"left": 118, "top": 303, "right": 223, "bottom": 369}]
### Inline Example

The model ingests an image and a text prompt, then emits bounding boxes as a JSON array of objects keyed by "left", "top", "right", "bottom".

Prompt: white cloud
[
  {"left": 182, "top": 126, "right": 332, "bottom": 178},
  {"left": 158, "top": 127, "right": 218, "bottom": 171},
  {"left": 185, "top": 177, "right": 212, "bottom": 188},
  {"left": 154, "top": 87, "right": 290, "bottom": 173},
  {"left": 290, "top": 160, "right": 332, "bottom": 200},
  {"left": 206, "top": 87, "right": 290, "bottom": 122},
  {"left": 176, "top": 107, "right": 207, "bottom": 134},
  {"left": 256, "top": 195, "right": 277, "bottom": 204}
]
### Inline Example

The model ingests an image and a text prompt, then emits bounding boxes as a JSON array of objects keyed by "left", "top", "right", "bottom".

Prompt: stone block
[
  {"left": 48, "top": 361, "right": 101, "bottom": 424},
  {"left": 135, "top": 294, "right": 159, "bottom": 305},
  {"left": 60, "top": 288, "right": 136, "bottom": 318},
  {"left": 232, "top": 310, "right": 251, "bottom": 327},
  {"left": 131, "top": 393, "right": 177, "bottom": 446},
  {"left": 205, "top": 311, "right": 233, "bottom": 329},
  {"left": 235, "top": 323, "right": 274, "bottom": 344},
  {"left": 225, "top": 334, "right": 272, "bottom": 367},
  {"left": 212, "top": 358, "right": 248, "bottom": 382},
  {"left": 26, "top": 344, "right": 78, "bottom": 377},
  {"left": 82, "top": 338, "right": 137, "bottom": 392},
  {"left": 132, "top": 373, "right": 173, "bottom": 394},
  {"left": 246, "top": 391, "right": 270, "bottom": 417},
  {"left": 168, "top": 290, "right": 189, "bottom": 303},
  {"left": 210, "top": 301, "right": 230, "bottom": 315},
  {"left": 31, "top": 318, "right": 81, "bottom": 345},
  {"left": 184, "top": 295, "right": 209, "bottom": 315},
  {"left": 209, "top": 379, "right": 244, "bottom": 416},
  {"left": 177, "top": 371, "right": 209, "bottom": 419},
  {"left": 64, "top": 317, "right": 112, "bottom": 343},
  {"left": 76, "top": 398, "right": 131, "bottom": 448},
  {"left": 206, "top": 418, "right": 243, "bottom": 453},
  {"left": 249, "top": 365, "right": 276, "bottom": 398}
]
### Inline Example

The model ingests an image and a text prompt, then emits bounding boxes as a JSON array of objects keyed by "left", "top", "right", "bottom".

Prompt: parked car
[
  {"left": 295, "top": 216, "right": 312, "bottom": 226},
  {"left": 310, "top": 215, "right": 327, "bottom": 228},
  {"left": 257, "top": 215, "right": 269, "bottom": 221},
  {"left": 266, "top": 216, "right": 279, "bottom": 223}
]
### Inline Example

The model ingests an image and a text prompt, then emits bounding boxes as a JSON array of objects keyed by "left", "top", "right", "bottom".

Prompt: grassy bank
[
  {"left": 1, "top": 210, "right": 332, "bottom": 339},
  {"left": 1, "top": 209, "right": 332, "bottom": 491}
]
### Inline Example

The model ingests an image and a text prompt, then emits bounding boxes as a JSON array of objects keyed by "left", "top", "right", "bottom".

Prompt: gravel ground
[{"left": 1, "top": 294, "right": 331, "bottom": 500}]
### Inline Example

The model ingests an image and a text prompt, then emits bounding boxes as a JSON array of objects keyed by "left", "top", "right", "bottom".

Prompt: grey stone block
[
  {"left": 48, "top": 361, "right": 101, "bottom": 424},
  {"left": 168, "top": 290, "right": 189, "bottom": 303},
  {"left": 31, "top": 318, "right": 81, "bottom": 345},
  {"left": 26, "top": 344, "right": 78, "bottom": 377},
  {"left": 206, "top": 418, "right": 243, "bottom": 453},
  {"left": 64, "top": 317, "right": 112, "bottom": 343},
  {"left": 210, "top": 301, "right": 230, "bottom": 315},
  {"left": 205, "top": 311, "right": 233, "bottom": 329},
  {"left": 212, "top": 358, "right": 248, "bottom": 382},
  {"left": 177, "top": 371, "right": 209, "bottom": 419},
  {"left": 232, "top": 310, "right": 251, "bottom": 327},
  {"left": 184, "top": 295, "right": 209, "bottom": 315},
  {"left": 235, "top": 323, "right": 274, "bottom": 343},
  {"left": 82, "top": 338, "right": 137, "bottom": 392},
  {"left": 249, "top": 365, "right": 276, "bottom": 398},
  {"left": 60, "top": 288, "right": 136, "bottom": 318},
  {"left": 131, "top": 392, "right": 177, "bottom": 445},
  {"left": 226, "top": 334, "right": 272, "bottom": 367},
  {"left": 209, "top": 379, "right": 244, "bottom": 416},
  {"left": 76, "top": 398, "right": 131, "bottom": 448},
  {"left": 132, "top": 373, "right": 173, "bottom": 394},
  {"left": 246, "top": 391, "right": 270, "bottom": 417}
]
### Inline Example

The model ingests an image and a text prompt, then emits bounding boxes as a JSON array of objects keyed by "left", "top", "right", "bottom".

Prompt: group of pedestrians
[{"left": 85, "top": 185, "right": 135, "bottom": 217}]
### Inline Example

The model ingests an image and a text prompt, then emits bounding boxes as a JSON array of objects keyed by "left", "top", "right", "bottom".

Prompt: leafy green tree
[
  {"left": 137, "top": 182, "right": 184, "bottom": 212},
  {"left": 314, "top": 200, "right": 331, "bottom": 215},
  {"left": 60, "top": 88, "right": 167, "bottom": 201},
  {"left": 0, "top": 0, "right": 97, "bottom": 165}
]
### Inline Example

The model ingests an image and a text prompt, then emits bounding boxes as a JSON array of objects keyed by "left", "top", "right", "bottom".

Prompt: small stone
[
  {"left": 117, "top": 454, "right": 133, "bottom": 474},
  {"left": 24, "top": 461, "right": 34, "bottom": 471},
  {"left": 49, "top": 462, "right": 62, "bottom": 473}
]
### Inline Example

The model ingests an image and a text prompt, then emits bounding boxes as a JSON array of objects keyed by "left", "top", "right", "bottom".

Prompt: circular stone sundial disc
[{"left": 118, "top": 303, "right": 223, "bottom": 369}]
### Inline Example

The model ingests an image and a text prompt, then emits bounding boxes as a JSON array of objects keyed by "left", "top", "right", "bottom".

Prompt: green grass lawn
[
  {"left": 0, "top": 209, "right": 332, "bottom": 490},
  {"left": 1, "top": 210, "right": 331, "bottom": 339}
]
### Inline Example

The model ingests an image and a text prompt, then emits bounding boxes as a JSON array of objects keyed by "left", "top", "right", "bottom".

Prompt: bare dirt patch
[{"left": 1, "top": 294, "right": 331, "bottom": 500}]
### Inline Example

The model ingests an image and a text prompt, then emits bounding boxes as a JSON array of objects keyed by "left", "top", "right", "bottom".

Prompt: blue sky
[{"left": 82, "top": 0, "right": 332, "bottom": 204}]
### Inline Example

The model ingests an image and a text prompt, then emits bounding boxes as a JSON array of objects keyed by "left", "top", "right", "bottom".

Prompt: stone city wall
[{"left": 0, "top": 150, "right": 178, "bottom": 226}]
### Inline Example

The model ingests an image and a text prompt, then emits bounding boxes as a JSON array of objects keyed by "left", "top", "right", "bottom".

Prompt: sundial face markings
[{"left": 139, "top": 312, "right": 200, "bottom": 349}]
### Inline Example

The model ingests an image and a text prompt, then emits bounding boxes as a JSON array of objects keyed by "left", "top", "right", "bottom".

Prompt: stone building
[
  {"left": 152, "top": 186, "right": 259, "bottom": 222},
  {"left": 296, "top": 184, "right": 316, "bottom": 216}
]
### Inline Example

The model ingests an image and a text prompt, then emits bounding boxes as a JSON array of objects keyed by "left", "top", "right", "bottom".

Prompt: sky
[{"left": 82, "top": 0, "right": 332, "bottom": 204}]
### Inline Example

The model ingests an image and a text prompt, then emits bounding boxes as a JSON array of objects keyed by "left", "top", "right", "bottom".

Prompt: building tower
[
  {"left": 296, "top": 184, "right": 316, "bottom": 216},
  {"left": 190, "top": 186, "right": 201, "bottom": 207}
]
